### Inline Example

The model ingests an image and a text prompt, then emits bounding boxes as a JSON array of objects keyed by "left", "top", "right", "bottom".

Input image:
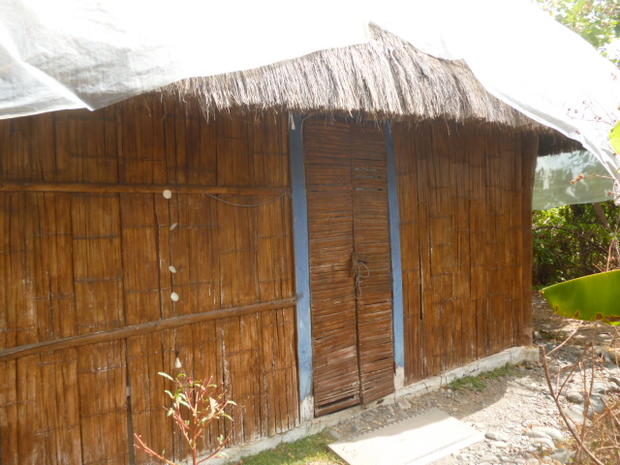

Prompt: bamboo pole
[
  {"left": 0, "top": 181, "right": 288, "bottom": 196},
  {"left": 0, "top": 297, "right": 296, "bottom": 361}
]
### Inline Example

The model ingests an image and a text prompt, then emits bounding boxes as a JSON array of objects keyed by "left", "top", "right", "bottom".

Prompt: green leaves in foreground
[
  {"left": 541, "top": 269, "right": 620, "bottom": 325},
  {"left": 611, "top": 121, "right": 620, "bottom": 155}
]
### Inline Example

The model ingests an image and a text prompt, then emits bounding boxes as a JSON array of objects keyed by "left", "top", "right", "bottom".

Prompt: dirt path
[{"left": 327, "top": 293, "right": 620, "bottom": 465}]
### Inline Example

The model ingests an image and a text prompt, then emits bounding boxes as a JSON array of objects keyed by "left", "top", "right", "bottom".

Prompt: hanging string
[
  {"left": 205, "top": 191, "right": 288, "bottom": 208},
  {"left": 351, "top": 252, "right": 370, "bottom": 298}
]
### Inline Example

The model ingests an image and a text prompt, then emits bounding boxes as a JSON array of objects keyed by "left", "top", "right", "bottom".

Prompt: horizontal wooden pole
[
  {"left": 0, "top": 297, "right": 296, "bottom": 361},
  {"left": 0, "top": 181, "right": 288, "bottom": 196}
]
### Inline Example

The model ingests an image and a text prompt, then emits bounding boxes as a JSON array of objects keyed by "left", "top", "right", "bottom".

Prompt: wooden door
[{"left": 304, "top": 118, "right": 394, "bottom": 416}]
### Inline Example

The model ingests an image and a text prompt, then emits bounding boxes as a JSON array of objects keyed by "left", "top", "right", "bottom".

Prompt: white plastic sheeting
[
  {"left": 534, "top": 151, "right": 612, "bottom": 210},
  {"left": 1, "top": 0, "right": 619, "bottom": 198},
  {"left": 376, "top": 1, "right": 620, "bottom": 202},
  {"left": 0, "top": 0, "right": 370, "bottom": 117}
]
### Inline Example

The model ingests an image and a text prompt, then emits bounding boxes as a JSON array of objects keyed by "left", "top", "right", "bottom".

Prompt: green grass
[
  {"left": 234, "top": 432, "right": 345, "bottom": 465},
  {"left": 447, "top": 364, "right": 517, "bottom": 392}
]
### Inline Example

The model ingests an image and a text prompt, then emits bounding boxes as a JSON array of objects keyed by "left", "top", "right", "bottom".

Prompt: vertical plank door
[{"left": 304, "top": 118, "right": 394, "bottom": 416}]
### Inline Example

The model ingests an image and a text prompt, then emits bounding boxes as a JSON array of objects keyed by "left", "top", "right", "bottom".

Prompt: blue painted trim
[
  {"left": 289, "top": 113, "right": 313, "bottom": 404},
  {"left": 385, "top": 121, "right": 405, "bottom": 369}
]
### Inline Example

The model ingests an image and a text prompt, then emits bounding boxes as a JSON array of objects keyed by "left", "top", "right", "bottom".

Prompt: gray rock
[
  {"left": 609, "top": 375, "right": 620, "bottom": 387},
  {"left": 530, "top": 436, "right": 555, "bottom": 450},
  {"left": 530, "top": 426, "right": 565, "bottom": 442},
  {"left": 588, "top": 397, "right": 605, "bottom": 415},
  {"left": 490, "top": 440, "right": 508, "bottom": 448},
  {"left": 602, "top": 349, "right": 619, "bottom": 366},
  {"left": 486, "top": 431, "right": 509, "bottom": 442},
  {"left": 550, "top": 448, "right": 574, "bottom": 464},
  {"left": 565, "top": 391, "right": 583, "bottom": 404},
  {"left": 397, "top": 398, "right": 410, "bottom": 409},
  {"left": 567, "top": 405, "right": 585, "bottom": 423},
  {"left": 525, "top": 430, "right": 549, "bottom": 439},
  {"left": 566, "top": 404, "right": 595, "bottom": 425}
]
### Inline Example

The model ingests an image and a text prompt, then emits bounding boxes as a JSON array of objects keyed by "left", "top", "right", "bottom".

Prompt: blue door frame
[{"left": 288, "top": 115, "right": 405, "bottom": 419}]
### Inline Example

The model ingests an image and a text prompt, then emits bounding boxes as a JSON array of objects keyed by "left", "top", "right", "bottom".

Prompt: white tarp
[
  {"left": 1, "top": 0, "right": 619, "bottom": 199},
  {"left": 0, "top": 0, "right": 370, "bottom": 116},
  {"left": 534, "top": 151, "right": 613, "bottom": 210},
  {"left": 375, "top": 1, "right": 620, "bottom": 202}
]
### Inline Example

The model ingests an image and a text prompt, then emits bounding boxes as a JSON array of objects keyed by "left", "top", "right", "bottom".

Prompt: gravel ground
[{"left": 328, "top": 293, "right": 620, "bottom": 465}]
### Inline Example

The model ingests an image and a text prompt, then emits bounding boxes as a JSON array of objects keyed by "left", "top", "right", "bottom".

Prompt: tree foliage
[
  {"left": 537, "top": 0, "right": 620, "bottom": 51},
  {"left": 533, "top": 203, "right": 619, "bottom": 285},
  {"left": 532, "top": 0, "right": 620, "bottom": 287}
]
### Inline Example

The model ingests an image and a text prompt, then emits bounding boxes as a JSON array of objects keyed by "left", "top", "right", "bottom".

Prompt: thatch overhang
[{"left": 161, "top": 27, "right": 578, "bottom": 155}]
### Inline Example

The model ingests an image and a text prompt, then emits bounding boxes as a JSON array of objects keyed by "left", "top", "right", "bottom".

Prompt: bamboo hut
[{"left": 0, "top": 28, "right": 576, "bottom": 465}]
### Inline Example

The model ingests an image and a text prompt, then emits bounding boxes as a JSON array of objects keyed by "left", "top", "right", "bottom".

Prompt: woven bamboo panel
[
  {"left": 304, "top": 118, "right": 394, "bottom": 416},
  {"left": 0, "top": 99, "right": 298, "bottom": 465},
  {"left": 394, "top": 121, "right": 538, "bottom": 383}
]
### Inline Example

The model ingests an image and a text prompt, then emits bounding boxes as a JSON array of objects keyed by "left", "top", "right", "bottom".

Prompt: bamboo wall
[
  {"left": 0, "top": 98, "right": 299, "bottom": 465},
  {"left": 0, "top": 100, "right": 541, "bottom": 463},
  {"left": 394, "top": 121, "right": 538, "bottom": 383}
]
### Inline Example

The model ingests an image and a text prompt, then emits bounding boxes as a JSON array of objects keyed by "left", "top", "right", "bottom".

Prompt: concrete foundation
[{"left": 210, "top": 345, "right": 539, "bottom": 465}]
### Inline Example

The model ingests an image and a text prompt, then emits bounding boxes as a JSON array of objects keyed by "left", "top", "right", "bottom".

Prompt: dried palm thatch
[
  {"left": 162, "top": 26, "right": 577, "bottom": 153},
  {"left": 166, "top": 27, "right": 527, "bottom": 125}
]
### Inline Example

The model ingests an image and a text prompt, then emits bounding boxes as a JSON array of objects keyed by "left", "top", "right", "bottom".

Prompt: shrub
[
  {"left": 533, "top": 202, "right": 619, "bottom": 286},
  {"left": 134, "top": 371, "right": 236, "bottom": 465}
]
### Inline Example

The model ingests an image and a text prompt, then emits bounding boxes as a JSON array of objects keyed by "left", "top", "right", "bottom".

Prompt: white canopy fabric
[
  {"left": 1, "top": 0, "right": 619, "bottom": 200},
  {"left": 0, "top": 0, "right": 371, "bottom": 116},
  {"left": 534, "top": 151, "right": 613, "bottom": 210}
]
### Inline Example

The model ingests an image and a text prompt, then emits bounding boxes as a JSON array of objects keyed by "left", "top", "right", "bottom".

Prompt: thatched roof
[{"left": 164, "top": 27, "right": 577, "bottom": 153}]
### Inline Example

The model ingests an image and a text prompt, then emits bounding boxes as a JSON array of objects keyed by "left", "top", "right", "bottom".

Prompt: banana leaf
[
  {"left": 541, "top": 269, "right": 620, "bottom": 325},
  {"left": 610, "top": 121, "right": 620, "bottom": 155}
]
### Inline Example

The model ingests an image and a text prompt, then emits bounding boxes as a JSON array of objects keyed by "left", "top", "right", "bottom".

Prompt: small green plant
[
  {"left": 448, "top": 375, "right": 487, "bottom": 392},
  {"left": 134, "top": 371, "right": 236, "bottom": 465},
  {"left": 447, "top": 364, "right": 516, "bottom": 392}
]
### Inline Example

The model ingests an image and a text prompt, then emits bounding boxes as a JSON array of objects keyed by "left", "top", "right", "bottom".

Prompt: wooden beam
[
  {"left": 0, "top": 297, "right": 296, "bottom": 361},
  {"left": 0, "top": 181, "right": 288, "bottom": 196}
]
